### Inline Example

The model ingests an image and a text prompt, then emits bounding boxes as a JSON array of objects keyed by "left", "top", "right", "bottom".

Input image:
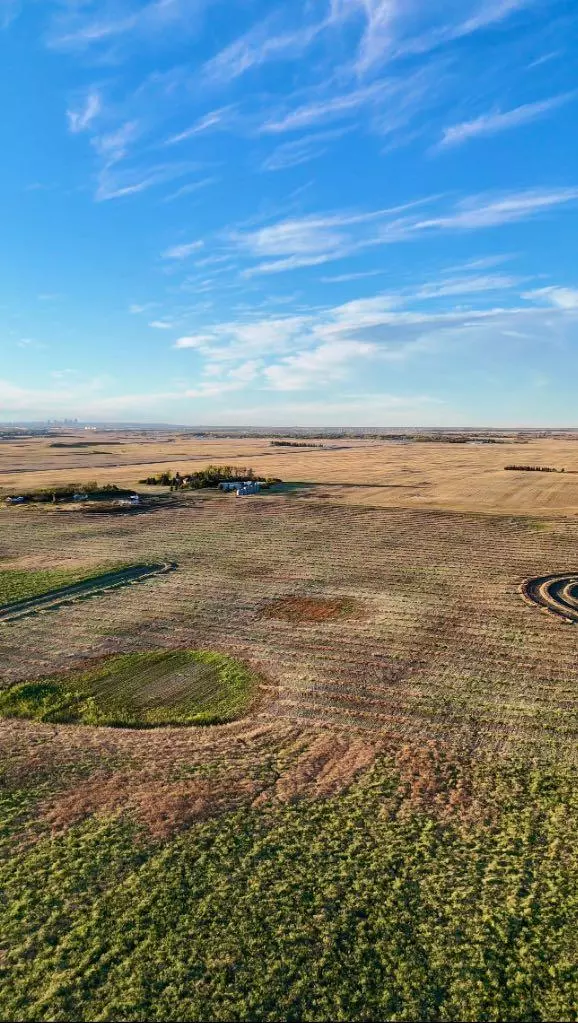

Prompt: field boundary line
[{"left": 0, "top": 562, "right": 177, "bottom": 625}]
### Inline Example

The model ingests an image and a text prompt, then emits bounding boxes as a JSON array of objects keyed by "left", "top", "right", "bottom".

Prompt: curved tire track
[
  {"left": 0, "top": 562, "right": 176, "bottom": 624},
  {"left": 521, "top": 573, "right": 578, "bottom": 624}
]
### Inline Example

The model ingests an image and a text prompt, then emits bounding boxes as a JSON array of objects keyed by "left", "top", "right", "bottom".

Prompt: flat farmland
[
  {"left": 3, "top": 431, "right": 578, "bottom": 515},
  {"left": 1, "top": 482, "right": 577, "bottom": 1021},
  {"left": 1, "top": 495, "right": 576, "bottom": 754}
]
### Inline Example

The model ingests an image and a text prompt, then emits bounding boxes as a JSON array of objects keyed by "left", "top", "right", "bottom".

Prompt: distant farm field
[
  {"left": 3, "top": 430, "right": 578, "bottom": 515},
  {"left": 1, "top": 463, "right": 577, "bottom": 1021}
]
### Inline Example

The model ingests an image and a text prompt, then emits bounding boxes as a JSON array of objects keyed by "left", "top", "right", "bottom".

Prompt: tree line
[
  {"left": 139, "top": 465, "right": 280, "bottom": 490},
  {"left": 504, "top": 465, "right": 565, "bottom": 473}
]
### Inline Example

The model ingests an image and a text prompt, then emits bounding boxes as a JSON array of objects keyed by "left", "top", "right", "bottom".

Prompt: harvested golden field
[{"left": 3, "top": 431, "right": 578, "bottom": 515}]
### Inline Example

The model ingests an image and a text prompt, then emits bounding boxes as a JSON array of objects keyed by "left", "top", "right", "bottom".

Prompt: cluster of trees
[
  {"left": 140, "top": 465, "right": 280, "bottom": 491},
  {"left": 505, "top": 465, "right": 565, "bottom": 473},
  {"left": 270, "top": 441, "right": 324, "bottom": 448},
  {"left": 5, "top": 483, "right": 129, "bottom": 504},
  {"left": 49, "top": 441, "right": 121, "bottom": 448}
]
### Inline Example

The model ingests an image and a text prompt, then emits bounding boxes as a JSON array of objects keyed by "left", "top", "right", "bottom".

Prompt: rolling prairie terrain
[{"left": 0, "top": 435, "right": 576, "bottom": 1021}]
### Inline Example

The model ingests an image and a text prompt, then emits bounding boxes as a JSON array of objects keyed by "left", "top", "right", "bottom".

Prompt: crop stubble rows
[{"left": 1, "top": 497, "right": 576, "bottom": 756}]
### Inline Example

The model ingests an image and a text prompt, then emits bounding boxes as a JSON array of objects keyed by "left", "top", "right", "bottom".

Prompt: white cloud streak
[
  {"left": 96, "top": 161, "right": 200, "bottom": 201},
  {"left": 262, "top": 130, "right": 347, "bottom": 171},
  {"left": 50, "top": 0, "right": 210, "bottom": 53},
  {"left": 165, "top": 106, "right": 236, "bottom": 145},
  {"left": 439, "top": 93, "right": 575, "bottom": 148},
  {"left": 162, "top": 240, "right": 204, "bottom": 259},
  {"left": 231, "top": 188, "right": 578, "bottom": 274},
  {"left": 67, "top": 90, "right": 102, "bottom": 133},
  {"left": 356, "top": 0, "right": 536, "bottom": 72}
]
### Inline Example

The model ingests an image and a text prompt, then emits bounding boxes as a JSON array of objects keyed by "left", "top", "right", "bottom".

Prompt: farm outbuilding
[{"left": 236, "top": 482, "right": 261, "bottom": 497}]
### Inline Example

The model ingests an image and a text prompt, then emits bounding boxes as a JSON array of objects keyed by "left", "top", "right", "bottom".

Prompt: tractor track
[{"left": 521, "top": 573, "right": 578, "bottom": 624}]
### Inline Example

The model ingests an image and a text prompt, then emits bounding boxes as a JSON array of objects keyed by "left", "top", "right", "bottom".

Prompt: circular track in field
[{"left": 521, "top": 574, "right": 578, "bottom": 623}]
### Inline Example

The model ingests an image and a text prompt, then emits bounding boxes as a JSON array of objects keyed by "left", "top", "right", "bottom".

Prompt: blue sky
[{"left": 1, "top": 0, "right": 577, "bottom": 426}]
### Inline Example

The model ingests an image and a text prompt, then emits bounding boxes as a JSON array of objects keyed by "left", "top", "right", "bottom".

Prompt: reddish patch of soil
[{"left": 260, "top": 595, "right": 363, "bottom": 624}]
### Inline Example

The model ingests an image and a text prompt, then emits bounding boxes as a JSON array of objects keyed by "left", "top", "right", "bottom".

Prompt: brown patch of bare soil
[
  {"left": 265, "top": 732, "right": 382, "bottom": 804},
  {"left": 394, "top": 741, "right": 477, "bottom": 822},
  {"left": 43, "top": 770, "right": 261, "bottom": 840},
  {"left": 260, "top": 595, "right": 363, "bottom": 624}
]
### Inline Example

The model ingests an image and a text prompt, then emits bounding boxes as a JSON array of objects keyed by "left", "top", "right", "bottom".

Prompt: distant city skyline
[{"left": 2, "top": 1, "right": 577, "bottom": 426}]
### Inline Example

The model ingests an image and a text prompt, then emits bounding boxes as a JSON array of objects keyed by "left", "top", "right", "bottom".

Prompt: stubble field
[
  {"left": 3, "top": 430, "right": 578, "bottom": 515},
  {"left": 0, "top": 437, "right": 577, "bottom": 1021}
]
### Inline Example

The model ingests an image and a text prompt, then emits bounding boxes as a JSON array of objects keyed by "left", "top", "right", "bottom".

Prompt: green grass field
[
  {"left": 0, "top": 752, "right": 575, "bottom": 1023},
  {"left": 0, "top": 650, "right": 259, "bottom": 727},
  {"left": 0, "top": 566, "right": 125, "bottom": 607}
]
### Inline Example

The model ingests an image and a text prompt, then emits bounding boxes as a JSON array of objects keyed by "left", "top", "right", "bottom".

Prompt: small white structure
[
  {"left": 129, "top": 494, "right": 140, "bottom": 506},
  {"left": 236, "top": 482, "right": 261, "bottom": 497}
]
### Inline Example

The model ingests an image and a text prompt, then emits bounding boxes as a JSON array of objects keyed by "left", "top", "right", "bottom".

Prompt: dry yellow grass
[{"left": 3, "top": 432, "right": 578, "bottom": 516}]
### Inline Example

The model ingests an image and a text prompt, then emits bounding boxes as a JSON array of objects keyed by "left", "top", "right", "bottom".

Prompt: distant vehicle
[
  {"left": 73, "top": 493, "right": 88, "bottom": 501},
  {"left": 5, "top": 496, "right": 25, "bottom": 504},
  {"left": 129, "top": 494, "right": 140, "bottom": 505}
]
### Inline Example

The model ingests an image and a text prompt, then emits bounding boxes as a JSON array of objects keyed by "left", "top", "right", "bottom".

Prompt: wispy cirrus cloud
[
  {"left": 96, "top": 160, "right": 200, "bottom": 201},
  {"left": 92, "top": 119, "right": 141, "bottom": 162},
  {"left": 414, "top": 187, "right": 578, "bottom": 231},
  {"left": 161, "top": 177, "right": 219, "bottom": 202},
  {"left": 162, "top": 239, "right": 204, "bottom": 259},
  {"left": 260, "top": 67, "right": 439, "bottom": 136},
  {"left": 410, "top": 273, "right": 525, "bottom": 299},
  {"left": 232, "top": 187, "right": 578, "bottom": 274},
  {"left": 261, "top": 83, "right": 384, "bottom": 135},
  {"left": 165, "top": 106, "right": 237, "bottom": 145},
  {"left": 354, "top": 0, "right": 536, "bottom": 72},
  {"left": 201, "top": 13, "right": 325, "bottom": 85},
  {"left": 49, "top": 0, "right": 211, "bottom": 55},
  {"left": 0, "top": 0, "right": 20, "bottom": 30},
  {"left": 262, "top": 129, "right": 348, "bottom": 171},
  {"left": 67, "top": 89, "right": 102, "bottom": 133},
  {"left": 438, "top": 92, "right": 576, "bottom": 148}
]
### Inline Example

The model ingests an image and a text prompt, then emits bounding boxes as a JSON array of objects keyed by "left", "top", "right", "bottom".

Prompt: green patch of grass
[
  {"left": 0, "top": 650, "right": 259, "bottom": 728},
  {"left": 0, "top": 756, "right": 575, "bottom": 1022},
  {"left": 0, "top": 566, "right": 125, "bottom": 606}
]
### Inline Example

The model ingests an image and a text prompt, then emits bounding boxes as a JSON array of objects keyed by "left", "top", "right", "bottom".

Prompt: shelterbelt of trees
[
  {"left": 504, "top": 465, "right": 566, "bottom": 472},
  {"left": 139, "top": 465, "right": 281, "bottom": 490},
  {"left": 4, "top": 483, "right": 134, "bottom": 504}
]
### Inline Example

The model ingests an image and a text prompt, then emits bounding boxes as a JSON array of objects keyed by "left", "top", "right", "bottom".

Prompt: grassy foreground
[
  {"left": 0, "top": 651, "right": 258, "bottom": 727},
  {"left": 0, "top": 753, "right": 575, "bottom": 1022}
]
